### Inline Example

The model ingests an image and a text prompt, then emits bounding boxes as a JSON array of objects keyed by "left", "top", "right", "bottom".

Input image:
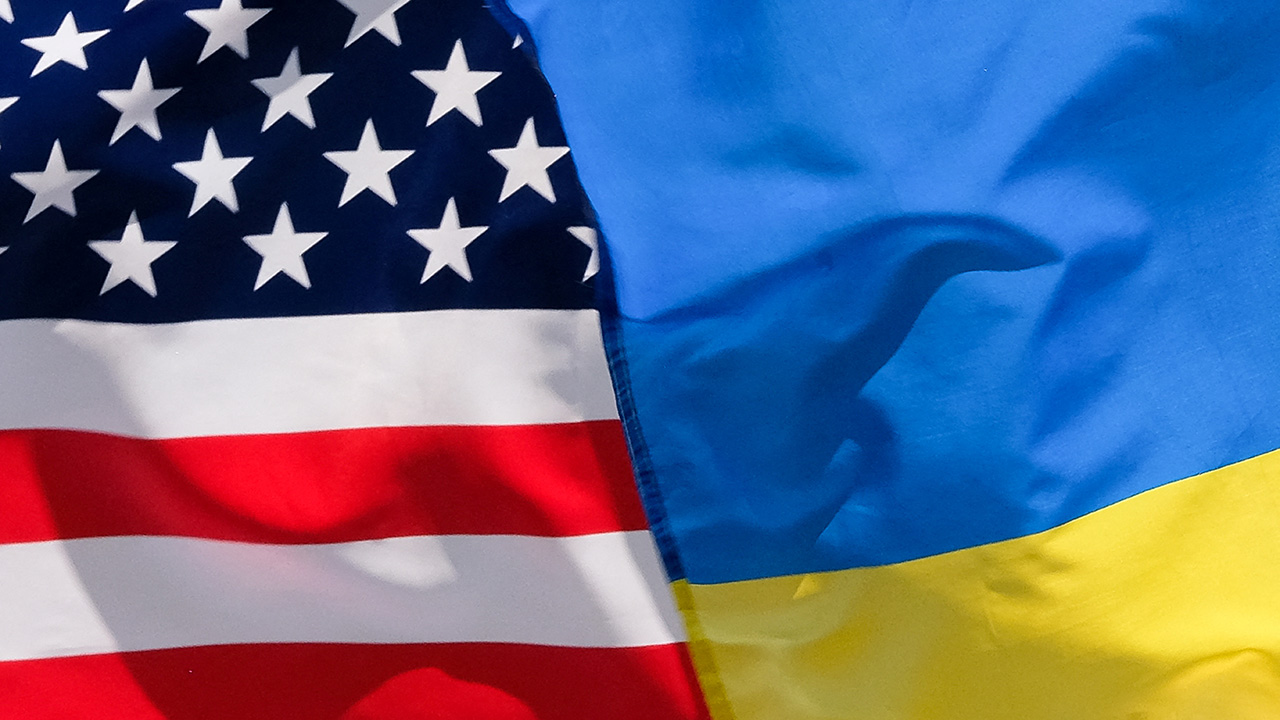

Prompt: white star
[
  {"left": 98, "top": 60, "right": 181, "bottom": 144},
  {"left": 243, "top": 203, "right": 327, "bottom": 290},
  {"left": 512, "top": 35, "right": 523, "bottom": 49},
  {"left": 11, "top": 141, "right": 99, "bottom": 223},
  {"left": 89, "top": 212, "right": 176, "bottom": 297},
  {"left": 333, "top": 0, "right": 411, "bottom": 47},
  {"left": 173, "top": 128, "right": 253, "bottom": 215},
  {"left": 568, "top": 226, "right": 600, "bottom": 281},
  {"left": 408, "top": 198, "right": 487, "bottom": 283},
  {"left": 323, "top": 119, "right": 413, "bottom": 206},
  {"left": 251, "top": 47, "right": 331, "bottom": 131},
  {"left": 186, "top": 0, "right": 271, "bottom": 63},
  {"left": 0, "top": 96, "right": 17, "bottom": 149},
  {"left": 22, "top": 12, "right": 109, "bottom": 77},
  {"left": 488, "top": 118, "right": 569, "bottom": 203},
  {"left": 125, "top": 0, "right": 148, "bottom": 10},
  {"left": 0, "top": 247, "right": 6, "bottom": 256},
  {"left": 412, "top": 40, "right": 500, "bottom": 127},
  {"left": 0, "top": 1, "right": 13, "bottom": 23}
]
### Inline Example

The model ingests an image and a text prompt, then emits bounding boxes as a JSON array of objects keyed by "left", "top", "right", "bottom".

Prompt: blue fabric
[
  {"left": 0, "top": 0, "right": 596, "bottom": 323},
  {"left": 502, "top": 0, "right": 1280, "bottom": 584}
]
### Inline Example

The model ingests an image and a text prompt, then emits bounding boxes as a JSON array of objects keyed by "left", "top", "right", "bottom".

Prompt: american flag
[{"left": 0, "top": 0, "right": 709, "bottom": 717}]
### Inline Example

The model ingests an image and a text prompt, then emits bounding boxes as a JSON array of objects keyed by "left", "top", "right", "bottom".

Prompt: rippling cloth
[{"left": 497, "top": 1, "right": 1280, "bottom": 717}]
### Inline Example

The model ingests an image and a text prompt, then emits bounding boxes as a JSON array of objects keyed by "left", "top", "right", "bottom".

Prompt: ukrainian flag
[{"left": 499, "top": 1, "right": 1280, "bottom": 717}]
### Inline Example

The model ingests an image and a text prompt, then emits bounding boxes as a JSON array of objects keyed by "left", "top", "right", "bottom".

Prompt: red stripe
[
  {"left": 0, "top": 421, "right": 648, "bottom": 543},
  {"left": 1, "top": 642, "right": 712, "bottom": 720}
]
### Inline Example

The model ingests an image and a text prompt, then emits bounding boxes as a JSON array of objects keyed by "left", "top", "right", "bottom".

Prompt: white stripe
[
  {"left": 0, "top": 309, "right": 618, "bottom": 438},
  {"left": 0, "top": 531, "right": 684, "bottom": 661}
]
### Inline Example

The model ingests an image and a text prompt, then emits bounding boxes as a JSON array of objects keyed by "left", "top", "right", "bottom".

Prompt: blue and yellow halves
[{"left": 499, "top": 1, "right": 1280, "bottom": 717}]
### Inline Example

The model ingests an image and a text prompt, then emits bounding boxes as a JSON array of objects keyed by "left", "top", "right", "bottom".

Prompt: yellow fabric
[{"left": 679, "top": 448, "right": 1280, "bottom": 719}]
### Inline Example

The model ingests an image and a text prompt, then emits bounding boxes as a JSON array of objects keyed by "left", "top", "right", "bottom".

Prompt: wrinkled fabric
[{"left": 502, "top": 0, "right": 1280, "bottom": 584}]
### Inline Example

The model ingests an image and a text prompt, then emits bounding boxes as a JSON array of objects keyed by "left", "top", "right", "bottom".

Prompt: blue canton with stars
[{"left": 0, "top": 0, "right": 600, "bottom": 323}]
